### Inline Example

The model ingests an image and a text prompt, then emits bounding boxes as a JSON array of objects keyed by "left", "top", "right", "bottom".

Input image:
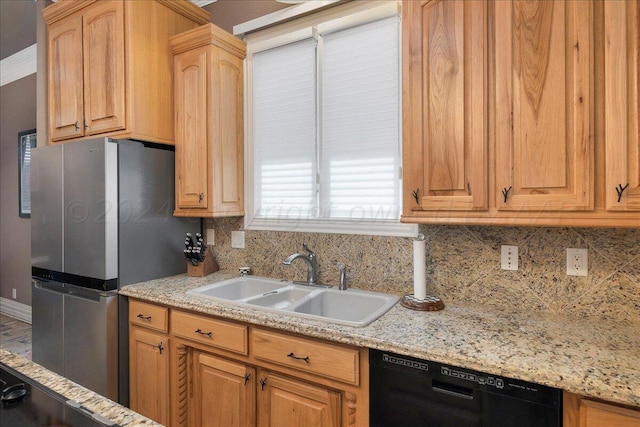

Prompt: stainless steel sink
[{"left": 187, "top": 276, "right": 399, "bottom": 327}]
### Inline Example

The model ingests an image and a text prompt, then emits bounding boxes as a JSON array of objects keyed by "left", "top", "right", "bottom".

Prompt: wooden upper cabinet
[
  {"left": 403, "top": 0, "right": 488, "bottom": 213},
  {"left": 48, "top": 13, "right": 84, "bottom": 141},
  {"left": 604, "top": 0, "right": 640, "bottom": 212},
  {"left": 82, "top": 1, "right": 125, "bottom": 136},
  {"left": 495, "top": 0, "right": 593, "bottom": 211},
  {"left": 43, "top": 0, "right": 210, "bottom": 145},
  {"left": 175, "top": 46, "right": 209, "bottom": 209},
  {"left": 171, "top": 24, "right": 246, "bottom": 217}
]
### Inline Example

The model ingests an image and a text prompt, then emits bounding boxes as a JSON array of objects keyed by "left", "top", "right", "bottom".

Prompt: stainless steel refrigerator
[{"left": 31, "top": 138, "right": 196, "bottom": 404}]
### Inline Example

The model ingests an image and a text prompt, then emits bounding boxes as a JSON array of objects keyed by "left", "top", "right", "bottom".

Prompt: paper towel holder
[{"left": 400, "top": 294, "right": 445, "bottom": 311}]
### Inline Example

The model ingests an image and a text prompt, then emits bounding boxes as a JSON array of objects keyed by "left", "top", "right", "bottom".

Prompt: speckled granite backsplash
[{"left": 204, "top": 218, "right": 639, "bottom": 322}]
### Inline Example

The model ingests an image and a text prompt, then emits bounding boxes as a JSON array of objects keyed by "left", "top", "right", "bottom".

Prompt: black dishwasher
[{"left": 370, "top": 350, "right": 562, "bottom": 427}]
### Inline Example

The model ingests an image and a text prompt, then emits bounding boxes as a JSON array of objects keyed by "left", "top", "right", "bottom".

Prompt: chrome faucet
[{"left": 283, "top": 243, "right": 329, "bottom": 287}]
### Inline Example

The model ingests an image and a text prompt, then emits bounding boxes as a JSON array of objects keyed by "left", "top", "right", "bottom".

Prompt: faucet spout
[{"left": 283, "top": 244, "right": 317, "bottom": 285}]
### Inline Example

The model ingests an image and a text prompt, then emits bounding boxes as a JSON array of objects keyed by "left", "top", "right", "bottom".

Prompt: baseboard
[{"left": 0, "top": 298, "right": 32, "bottom": 324}]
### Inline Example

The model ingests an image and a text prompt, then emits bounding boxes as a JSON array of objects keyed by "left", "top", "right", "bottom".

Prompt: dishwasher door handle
[{"left": 432, "top": 380, "right": 474, "bottom": 400}]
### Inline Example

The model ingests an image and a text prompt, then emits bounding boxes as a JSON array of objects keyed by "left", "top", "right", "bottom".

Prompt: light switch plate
[
  {"left": 206, "top": 228, "right": 215, "bottom": 246},
  {"left": 501, "top": 245, "right": 518, "bottom": 270},
  {"left": 231, "top": 231, "right": 245, "bottom": 249}
]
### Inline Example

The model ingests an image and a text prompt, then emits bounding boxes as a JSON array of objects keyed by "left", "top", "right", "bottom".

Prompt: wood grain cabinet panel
[
  {"left": 132, "top": 300, "right": 369, "bottom": 427},
  {"left": 402, "top": 0, "right": 640, "bottom": 226},
  {"left": 252, "top": 328, "right": 360, "bottom": 386},
  {"left": 82, "top": 1, "right": 125, "bottom": 137},
  {"left": 171, "top": 24, "right": 246, "bottom": 218},
  {"left": 604, "top": 0, "right": 640, "bottom": 212},
  {"left": 258, "top": 371, "right": 341, "bottom": 427},
  {"left": 174, "top": 46, "right": 209, "bottom": 209},
  {"left": 129, "top": 326, "right": 170, "bottom": 425},
  {"left": 47, "top": 13, "right": 85, "bottom": 141},
  {"left": 43, "top": 0, "right": 209, "bottom": 145},
  {"left": 129, "top": 299, "right": 168, "bottom": 333},
  {"left": 191, "top": 351, "right": 256, "bottom": 427},
  {"left": 171, "top": 309, "right": 248, "bottom": 354},
  {"left": 403, "top": 0, "right": 488, "bottom": 213},
  {"left": 564, "top": 392, "right": 640, "bottom": 427},
  {"left": 495, "top": 0, "right": 593, "bottom": 211}
]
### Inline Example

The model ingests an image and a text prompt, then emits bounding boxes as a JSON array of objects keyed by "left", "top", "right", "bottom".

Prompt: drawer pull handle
[
  {"left": 195, "top": 328, "right": 212, "bottom": 337},
  {"left": 260, "top": 377, "right": 267, "bottom": 391},
  {"left": 244, "top": 373, "right": 251, "bottom": 386},
  {"left": 136, "top": 314, "right": 152, "bottom": 321},
  {"left": 287, "top": 352, "right": 310, "bottom": 364}
]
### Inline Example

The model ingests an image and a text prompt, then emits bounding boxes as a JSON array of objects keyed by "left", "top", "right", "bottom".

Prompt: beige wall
[
  {"left": 0, "top": 77, "right": 37, "bottom": 305},
  {"left": 0, "top": 0, "right": 38, "bottom": 306}
]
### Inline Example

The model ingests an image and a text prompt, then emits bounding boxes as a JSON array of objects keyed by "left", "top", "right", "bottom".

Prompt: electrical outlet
[
  {"left": 206, "top": 228, "right": 215, "bottom": 246},
  {"left": 231, "top": 231, "right": 245, "bottom": 249},
  {"left": 567, "top": 248, "right": 588, "bottom": 276},
  {"left": 500, "top": 245, "right": 518, "bottom": 270},
  {"left": 12, "top": 288, "right": 16, "bottom": 299}
]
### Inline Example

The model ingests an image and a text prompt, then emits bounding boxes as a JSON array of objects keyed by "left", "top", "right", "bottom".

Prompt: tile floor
[{"left": 0, "top": 314, "right": 32, "bottom": 359}]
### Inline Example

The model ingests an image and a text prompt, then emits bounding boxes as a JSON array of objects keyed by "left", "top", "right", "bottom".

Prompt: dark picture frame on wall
[{"left": 18, "top": 128, "right": 36, "bottom": 218}]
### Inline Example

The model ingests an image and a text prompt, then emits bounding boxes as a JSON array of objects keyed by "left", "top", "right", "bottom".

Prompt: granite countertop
[
  {"left": 120, "top": 271, "right": 640, "bottom": 409},
  {"left": 0, "top": 349, "right": 161, "bottom": 427}
]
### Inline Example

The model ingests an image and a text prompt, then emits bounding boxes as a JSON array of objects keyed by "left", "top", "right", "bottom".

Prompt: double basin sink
[{"left": 187, "top": 276, "right": 400, "bottom": 327}]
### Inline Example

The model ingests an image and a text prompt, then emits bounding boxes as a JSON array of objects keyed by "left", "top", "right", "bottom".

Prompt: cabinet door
[
  {"left": 211, "top": 48, "right": 244, "bottom": 215},
  {"left": 82, "top": 0, "right": 125, "bottom": 136},
  {"left": 48, "top": 14, "right": 84, "bottom": 142},
  {"left": 258, "top": 372, "right": 340, "bottom": 427},
  {"left": 129, "top": 327, "right": 170, "bottom": 425},
  {"left": 192, "top": 351, "right": 256, "bottom": 427},
  {"left": 604, "top": 0, "right": 640, "bottom": 211},
  {"left": 495, "top": 1, "right": 593, "bottom": 211},
  {"left": 175, "top": 46, "right": 209, "bottom": 209},
  {"left": 403, "top": 0, "right": 488, "bottom": 212}
]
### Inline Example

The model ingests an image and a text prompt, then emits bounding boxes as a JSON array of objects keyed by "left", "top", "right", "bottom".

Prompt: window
[{"left": 245, "top": 2, "right": 416, "bottom": 236}]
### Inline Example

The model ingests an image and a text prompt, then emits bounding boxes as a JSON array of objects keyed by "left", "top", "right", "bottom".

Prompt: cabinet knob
[
  {"left": 74, "top": 121, "right": 79, "bottom": 131},
  {"left": 198, "top": 193, "right": 204, "bottom": 202},
  {"left": 83, "top": 120, "right": 88, "bottom": 129}
]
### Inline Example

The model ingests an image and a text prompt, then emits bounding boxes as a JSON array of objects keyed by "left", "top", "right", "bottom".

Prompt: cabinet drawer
[
  {"left": 251, "top": 328, "right": 360, "bottom": 385},
  {"left": 171, "top": 310, "right": 248, "bottom": 355},
  {"left": 129, "top": 300, "right": 168, "bottom": 333}
]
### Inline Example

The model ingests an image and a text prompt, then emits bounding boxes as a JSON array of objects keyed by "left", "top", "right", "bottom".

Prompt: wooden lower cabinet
[
  {"left": 258, "top": 371, "right": 340, "bottom": 427},
  {"left": 129, "top": 326, "right": 170, "bottom": 425},
  {"left": 565, "top": 392, "right": 640, "bottom": 427},
  {"left": 146, "top": 306, "right": 369, "bottom": 427},
  {"left": 191, "top": 351, "right": 255, "bottom": 427}
]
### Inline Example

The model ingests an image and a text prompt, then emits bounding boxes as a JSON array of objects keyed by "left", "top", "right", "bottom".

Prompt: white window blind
[
  {"left": 320, "top": 17, "right": 400, "bottom": 220},
  {"left": 253, "top": 39, "right": 317, "bottom": 218},
  {"left": 248, "top": 4, "right": 413, "bottom": 235}
]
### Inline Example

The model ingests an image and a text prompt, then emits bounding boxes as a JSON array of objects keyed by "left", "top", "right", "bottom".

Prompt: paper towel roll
[{"left": 413, "top": 236, "right": 426, "bottom": 300}]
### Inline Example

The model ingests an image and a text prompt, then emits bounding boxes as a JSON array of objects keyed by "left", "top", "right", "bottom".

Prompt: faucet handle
[{"left": 302, "top": 243, "right": 314, "bottom": 256}]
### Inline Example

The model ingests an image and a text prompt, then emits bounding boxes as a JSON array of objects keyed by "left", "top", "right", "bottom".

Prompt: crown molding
[{"left": 0, "top": 44, "right": 37, "bottom": 87}]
